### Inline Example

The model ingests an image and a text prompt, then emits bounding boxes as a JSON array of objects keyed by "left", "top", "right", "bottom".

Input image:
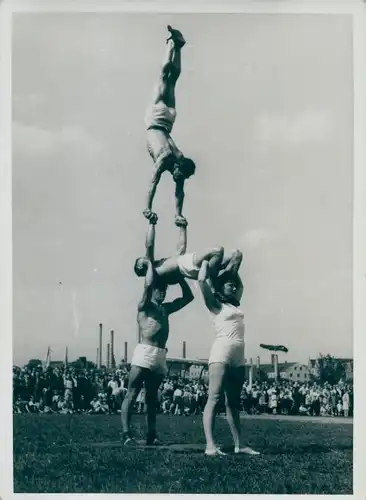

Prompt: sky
[{"left": 12, "top": 13, "right": 354, "bottom": 367}]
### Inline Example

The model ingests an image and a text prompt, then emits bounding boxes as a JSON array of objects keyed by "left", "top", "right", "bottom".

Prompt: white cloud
[
  {"left": 256, "top": 109, "right": 333, "bottom": 146},
  {"left": 13, "top": 122, "right": 105, "bottom": 161},
  {"left": 241, "top": 228, "right": 276, "bottom": 250}
]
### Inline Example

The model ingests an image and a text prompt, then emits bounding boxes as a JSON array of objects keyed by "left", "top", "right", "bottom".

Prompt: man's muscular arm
[
  {"left": 164, "top": 278, "right": 194, "bottom": 315},
  {"left": 198, "top": 260, "right": 221, "bottom": 314},
  {"left": 144, "top": 163, "right": 167, "bottom": 219},
  {"left": 145, "top": 218, "right": 157, "bottom": 261},
  {"left": 175, "top": 179, "right": 185, "bottom": 219},
  {"left": 137, "top": 260, "right": 154, "bottom": 311},
  {"left": 176, "top": 224, "right": 187, "bottom": 256}
]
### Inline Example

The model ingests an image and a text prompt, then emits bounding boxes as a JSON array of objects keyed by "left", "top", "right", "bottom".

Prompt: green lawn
[{"left": 13, "top": 414, "right": 353, "bottom": 494}]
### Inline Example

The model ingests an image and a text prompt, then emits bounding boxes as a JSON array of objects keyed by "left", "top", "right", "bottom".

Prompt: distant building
[
  {"left": 188, "top": 364, "right": 208, "bottom": 380},
  {"left": 166, "top": 356, "right": 311, "bottom": 382},
  {"left": 168, "top": 362, "right": 185, "bottom": 377},
  {"left": 257, "top": 362, "right": 310, "bottom": 382},
  {"left": 166, "top": 357, "right": 208, "bottom": 379}
]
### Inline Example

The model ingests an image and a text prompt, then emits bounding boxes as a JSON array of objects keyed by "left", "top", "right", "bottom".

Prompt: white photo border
[{"left": 0, "top": 1, "right": 364, "bottom": 499}]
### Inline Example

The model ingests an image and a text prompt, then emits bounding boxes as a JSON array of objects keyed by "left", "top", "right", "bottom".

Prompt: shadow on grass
[{"left": 68, "top": 441, "right": 352, "bottom": 455}]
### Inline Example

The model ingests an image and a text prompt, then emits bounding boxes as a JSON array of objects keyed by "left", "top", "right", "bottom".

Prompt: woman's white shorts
[
  {"left": 208, "top": 338, "right": 245, "bottom": 368},
  {"left": 131, "top": 343, "right": 168, "bottom": 375}
]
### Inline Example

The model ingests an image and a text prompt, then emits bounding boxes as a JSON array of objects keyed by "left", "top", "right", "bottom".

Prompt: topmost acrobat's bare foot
[{"left": 167, "top": 25, "right": 186, "bottom": 47}]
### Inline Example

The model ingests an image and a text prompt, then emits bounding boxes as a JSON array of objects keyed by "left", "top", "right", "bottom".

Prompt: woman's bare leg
[
  {"left": 225, "top": 367, "right": 260, "bottom": 455},
  {"left": 224, "top": 367, "right": 245, "bottom": 451},
  {"left": 203, "top": 363, "right": 226, "bottom": 453}
]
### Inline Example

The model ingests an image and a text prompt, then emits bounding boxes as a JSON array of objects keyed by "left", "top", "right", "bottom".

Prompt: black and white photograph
[{"left": 0, "top": 0, "right": 365, "bottom": 496}]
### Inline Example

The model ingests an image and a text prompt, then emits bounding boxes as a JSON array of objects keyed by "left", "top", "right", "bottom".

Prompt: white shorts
[
  {"left": 145, "top": 103, "right": 177, "bottom": 134},
  {"left": 208, "top": 338, "right": 245, "bottom": 368},
  {"left": 131, "top": 343, "right": 168, "bottom": 375},
  {"left": 177, "top": 253, "right": 200, "bottom": 280}
]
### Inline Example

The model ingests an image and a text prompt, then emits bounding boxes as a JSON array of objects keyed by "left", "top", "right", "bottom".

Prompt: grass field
[{"left": 13, "top": 414, "right": 353, "bottom": 494}]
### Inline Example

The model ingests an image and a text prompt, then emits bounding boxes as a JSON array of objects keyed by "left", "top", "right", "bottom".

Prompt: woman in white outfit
[{"left": 198, "top": 254, "right": 260, "bottom": 456}]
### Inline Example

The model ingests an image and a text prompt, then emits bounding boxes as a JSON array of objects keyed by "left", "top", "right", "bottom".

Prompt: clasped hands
[{"left": 143, "top": 209, "right": 187, "bottom": 228}]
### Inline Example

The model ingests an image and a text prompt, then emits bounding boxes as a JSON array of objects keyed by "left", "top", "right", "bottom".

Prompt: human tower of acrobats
[{"left": 121, "top": 26, "right": 259, "bottom": 456}]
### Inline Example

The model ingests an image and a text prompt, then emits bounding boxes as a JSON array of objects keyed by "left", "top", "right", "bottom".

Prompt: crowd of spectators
[
  {"left": 239, "top": 380, "right": 353, "bottom": 418},
  {"left": 12, "top": 364, "right": 353, "bottom": 418}
]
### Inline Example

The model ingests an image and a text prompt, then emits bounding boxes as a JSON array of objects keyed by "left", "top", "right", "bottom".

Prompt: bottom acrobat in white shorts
[
  {"left": 208, "top": 339, "right": 245, "bottom": 368},
  {"left": 131, "top": 343, "right": 168, "bottom": 375}
]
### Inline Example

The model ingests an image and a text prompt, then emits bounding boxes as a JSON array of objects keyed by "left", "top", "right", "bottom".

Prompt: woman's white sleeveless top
[{"left": 209, "top": 303, "right": 245, "bottom": 343}]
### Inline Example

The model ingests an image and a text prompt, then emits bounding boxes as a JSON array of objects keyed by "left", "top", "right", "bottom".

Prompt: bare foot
[
  {"left": 234, "top": 446, "right": 260, "bottom": 455},
  {"left": 167, "top": 25, "right": 186, "bottom": 47},
  {"left": 124, "top": 437, "right": 137, "bottom": 446},
  {"left": 205, "top": 447, "right": 227, "bottom": 456}
]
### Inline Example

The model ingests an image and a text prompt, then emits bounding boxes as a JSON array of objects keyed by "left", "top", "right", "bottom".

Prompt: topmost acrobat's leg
[{"left": 150, "top": 26, "right": 186, "bottom": 109}]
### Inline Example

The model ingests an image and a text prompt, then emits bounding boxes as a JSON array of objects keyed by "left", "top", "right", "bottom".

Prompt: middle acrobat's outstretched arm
[
  {"left": 175, "top": 216, "right": 187, "bottom": 256},
  {"left": 145, "top": 214, "right": 158, "bottom": 261}
]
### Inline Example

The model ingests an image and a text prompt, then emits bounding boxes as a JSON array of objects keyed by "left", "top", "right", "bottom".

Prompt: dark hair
[
  {"left": 181, "top": 158, "right": 196, "bottom": 177},
  {"left": 134, "top": 258, "right": 147, "bottom": 277},
  {"left": 216, "top": 272, "right": 240, "bottom": 290},
  {"left": 154, "top": 281, "right": 168, "bottom": 294},
  {"left": 214, "top": 272, "right": 240, "bottom": 307}
]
